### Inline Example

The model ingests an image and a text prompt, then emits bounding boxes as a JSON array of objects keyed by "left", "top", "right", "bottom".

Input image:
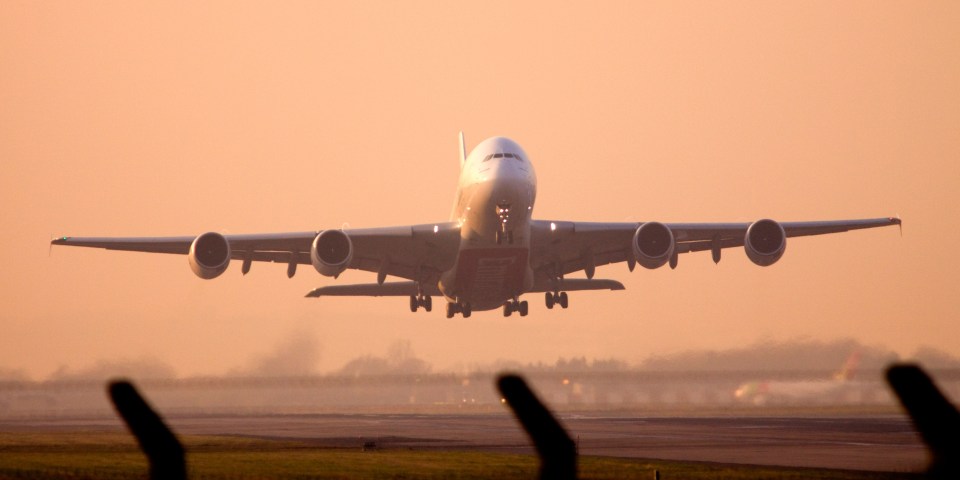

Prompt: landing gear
[
  {"left": 409, "top": 295, "right": 432, "bottom": 313},
  {"left": 502, "top": 299, "right": 529, "bottom": 317},
  {"left": 445, "top": 301, "right": 471, "bottom": 318},
  {"left": 495, "top": 203, "right": 514, "bottom": 245},
  {"left": 545, "top": 291, "right": 569, "bottom": 309}
]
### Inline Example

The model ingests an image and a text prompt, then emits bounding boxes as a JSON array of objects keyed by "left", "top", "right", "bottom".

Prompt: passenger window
[
  {"left": 494, "top": 153, "right": 503, "bottom": 158},
  {"left": 484, "top": 154, "right": 494, "bottom": 161}
]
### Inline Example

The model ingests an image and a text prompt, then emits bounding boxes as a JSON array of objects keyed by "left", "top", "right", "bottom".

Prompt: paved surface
[{"left": 1, "top": 413, "right": 928, "bottom": 473}]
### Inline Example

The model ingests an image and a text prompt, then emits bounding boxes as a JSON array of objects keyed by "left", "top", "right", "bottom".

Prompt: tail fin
[
  {"left": 458, "top": 131, "right": 466, "bottom": 167},
  {"left": 833, "top": 351, "right": 861, "bottom": 381}
]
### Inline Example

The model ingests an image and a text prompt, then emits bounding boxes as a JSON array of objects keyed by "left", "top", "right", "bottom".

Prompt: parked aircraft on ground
[
  {"left": 52, "top": 134, "right": 900, "bottom": 318},
  {"left": 734, "top": 352, "right": 867, "bottom": 405}
]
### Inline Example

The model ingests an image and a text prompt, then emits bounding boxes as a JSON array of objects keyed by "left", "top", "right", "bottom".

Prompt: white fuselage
[{"left": 438, "top": 137, "right": 538, "bottom": 310}]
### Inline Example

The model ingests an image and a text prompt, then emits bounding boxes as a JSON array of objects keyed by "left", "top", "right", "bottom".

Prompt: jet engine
[
  {"left": 744, "top": 219, "right": 786, "bottom": 266},
  {"left": 311, "top": 230, "right": 354, "bottom": 277},
  {"left": 633, "top": 222, "right": 676, "bottom": 269},
  {"left": 188, "top": 232, "right": 231, "bottom": 279}
]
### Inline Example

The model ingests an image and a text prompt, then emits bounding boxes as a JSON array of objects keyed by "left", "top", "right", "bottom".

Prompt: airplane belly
[{"left": 442, "top": 247, "right": 531, "bottom": 310}]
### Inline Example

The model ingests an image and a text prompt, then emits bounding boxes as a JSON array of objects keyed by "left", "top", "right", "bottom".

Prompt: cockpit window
[{"left": 482, "top": 153, "right": 524, "bottom": 162}]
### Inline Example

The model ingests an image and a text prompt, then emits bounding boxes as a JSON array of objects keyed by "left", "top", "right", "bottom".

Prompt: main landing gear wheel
[
  {"left": 409, "top": 295, "right": 432, "bottom": 313},
  {"left": 545, "top": 292, "right": 569, "bottom": 309},
  {"left": 446, "top": 302, "right": 471, "bottom": 318},
  {"left": 502, "top": 299, "right": 529, "bottom": 317}
]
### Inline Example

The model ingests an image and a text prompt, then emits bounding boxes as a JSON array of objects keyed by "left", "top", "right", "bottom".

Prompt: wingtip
[{"left": 890, "top": 216, "right": 902, "bottom": 236}]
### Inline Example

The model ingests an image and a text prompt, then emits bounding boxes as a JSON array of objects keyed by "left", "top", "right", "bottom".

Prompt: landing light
[
  {"left": 550, "top": 222, "right": 557, "bottom": 232},
  {"left": 433, "top": 225, "right": 439, "bottom": 233}
]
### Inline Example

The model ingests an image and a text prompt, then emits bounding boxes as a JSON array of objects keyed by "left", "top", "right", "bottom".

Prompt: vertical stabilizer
[
  {"left": 458, "top": 131, "right": 466, "bottom": 167},
  {"left": 834, "top": 351, "right": 861, "bottom": 381}
]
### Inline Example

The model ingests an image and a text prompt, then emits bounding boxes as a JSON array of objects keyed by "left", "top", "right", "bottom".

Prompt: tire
[
  {"left": 423, "top": 296, "right": 432, "bottom": 312},
  {"left": 503, "top": 304, "right": 512, "bottom": 317},
  {"left": 559, "top": 292, "right": 569, "bottom": 309},
  {"left": 545, "top": 292, "right": 554, "bottom": 309},
  {"left": 519, "top": 301, "right": 528, "bottom": 316},
  {"left": 409, "top": 295, "right": 418, "bottom": 312}
]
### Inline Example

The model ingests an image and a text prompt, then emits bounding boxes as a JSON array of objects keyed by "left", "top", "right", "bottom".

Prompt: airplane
[
  {"left": 52, "top": 134, "right": 901, "bottom": 318},
  {"left": 734, "top": 351, "right": 867, "bottom": 405}
]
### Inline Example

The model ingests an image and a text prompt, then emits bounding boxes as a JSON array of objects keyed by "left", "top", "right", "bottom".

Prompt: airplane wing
[
  {"left": 529, "top": 217, "right": 901, "bottom": 278},
  {"left": 51, "top": 222, "right": 462, "bottom": 284}
]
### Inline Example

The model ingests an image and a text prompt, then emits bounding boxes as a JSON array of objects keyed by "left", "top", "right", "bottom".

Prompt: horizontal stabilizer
[
  {"left": 306, "top": 281, "right": 442, "bottom": 298},
  {"left": 530, "top": 278, "right": 625, "bottom": 292}
]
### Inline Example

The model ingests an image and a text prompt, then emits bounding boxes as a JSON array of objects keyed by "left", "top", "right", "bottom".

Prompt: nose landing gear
[{"left": 495, "top": 203, "right": 514, "bottom": 245}]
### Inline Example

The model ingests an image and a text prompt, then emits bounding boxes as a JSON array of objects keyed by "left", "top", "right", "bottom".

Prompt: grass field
[{"left": 0, "top": 432, "right": 922, "bottom": 479}]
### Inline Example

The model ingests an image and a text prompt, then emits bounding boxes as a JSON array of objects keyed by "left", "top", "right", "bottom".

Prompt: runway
[{"left": 2, "top": 413, "right": 928, "bottom": 473}]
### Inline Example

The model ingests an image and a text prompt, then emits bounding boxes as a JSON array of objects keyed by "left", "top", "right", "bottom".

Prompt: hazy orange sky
[{"left": 2, "top": 1, "right": 958, "bottom": 380}]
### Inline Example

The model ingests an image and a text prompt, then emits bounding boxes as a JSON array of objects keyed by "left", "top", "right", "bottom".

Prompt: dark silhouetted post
[
  {"left": 497, "top": 374, "right": 577, "bottom": 480},
  {"left": 108, "top": 380, "right": 187, "bottom": 480},
  {"left": 886, "top": 364, "right": 960, "bottom": 479}
]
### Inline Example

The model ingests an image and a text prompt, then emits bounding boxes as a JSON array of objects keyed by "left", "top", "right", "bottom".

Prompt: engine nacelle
[
  {"left": 744, "top": 219, "right": 786, "bottom": 266},
  {"left": 633, "top": 222, "right": 676, "bottom": 269},
  {"left": 188, "top": 232, "right": 231, "bottom": 279},
  {"left": 311, "top": 230, "right": 354, "bottom": 277}
]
